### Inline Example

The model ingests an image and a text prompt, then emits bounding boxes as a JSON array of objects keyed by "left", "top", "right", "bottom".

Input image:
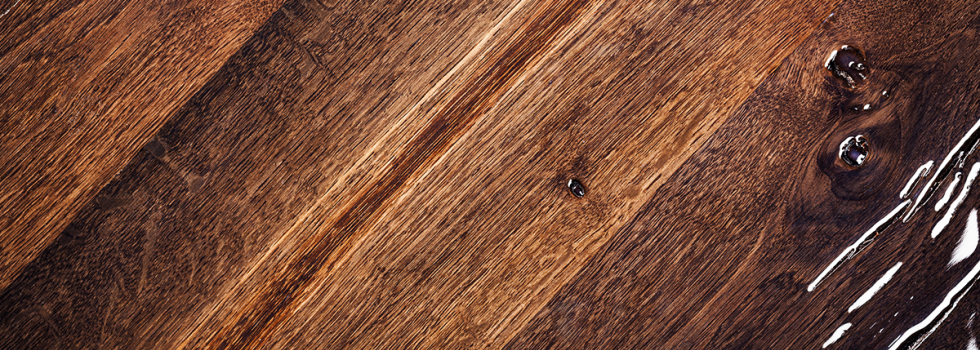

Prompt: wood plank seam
[
  {"left": 176, "top": 0, "right": 594, "bottom": 347},
  {"left": 0, "top": 0, "right": 289, "bottom": 292}
]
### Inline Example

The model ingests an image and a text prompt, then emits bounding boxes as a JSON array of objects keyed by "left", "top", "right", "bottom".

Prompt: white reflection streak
[
  {"left": 902, "top": 161, "right": 934, "bottom": 199},
  {"left": 808, "top": 201, "right": 911, "bottom": 292},
  {"left": 950, "top": 209, "right": 979, "bottom": 267},
  {"left": 933, "top": 163, "right": 980, "bottom": 239},
  {"left": 936, "top": 172, "right": 962, "bottom": 212},
  {"left": 848, "top": 262, "right": 902, "bottom": 313},
  {"left": 823, "top": 323, "right": 852, "bottom": 349},
  {"left": 907, "top": 118, "right": 980, "bottom": 222},
  {"left": 889, "top": 257, "right": 980, "bottom": 350},
  {"left": 0, "top": 0, "right": 18, "bottom": 19}
]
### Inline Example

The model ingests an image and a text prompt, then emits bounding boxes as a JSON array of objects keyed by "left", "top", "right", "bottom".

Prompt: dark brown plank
[
  {"left": 507, "top": 1, "right": 980, "bottom": 349},
  {"left": 0, "top": 0, "right": 528, "bottom": 348},
  {"left": 0, "top": 0, "right": 285, "bottom": 290}
]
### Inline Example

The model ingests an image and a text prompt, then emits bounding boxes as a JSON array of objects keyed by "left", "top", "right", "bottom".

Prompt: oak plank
[
  {"left": 0, "top": 0, "right": 286, "bottom": 290},
  {"left": 233, "top": 0, "right": 842, "bottom": 349},
  {"left": 0, "top": 0, "right": 530, "bottom": 348},
  {"left": 1, "top": 0, "right": 846, "bottom": 349},
  {"left": 507, "top": 0, "right": 980, "bottom": 349}
]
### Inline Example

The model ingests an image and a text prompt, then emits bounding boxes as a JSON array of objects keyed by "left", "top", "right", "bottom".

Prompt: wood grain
[
  {"left": 0, "top": 0, "right": 532, "bottom": 347},
  {"left": 507, "top": 0, "right": 980, "bottom": 349},
  {"left": 6, "top": 0, "right": 980, "bottom": 348},
  {"left": 1, "top": 0, "right": 841, "bottom": 347},
  {"left": 256, "top": 0, "right": 844, "bottom": 348},
  {"left": 0, "top": 0, "right": 285, "bottom": 291}
]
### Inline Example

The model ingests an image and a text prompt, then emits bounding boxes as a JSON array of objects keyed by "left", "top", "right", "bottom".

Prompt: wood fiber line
[
  {"left": 0, "top": 0, "right": 531, "bottom": 348},
  {"left": 204, "top": 0, "right": 592, "bottom": 348},
  {"left": 916, "top": 273, "right": 980, "bottom": 349},
  {"left": 0, "top": 0, "right": 285, "bottom": 290},
  {"left": 0, "top": 0, "right": 85, "bottom": 57},
  {"left": 251, "top": 0, "right": 841, "bottom": 349},
  {"left": 507, "top": 0, "right": 980, "bottom": 348}
]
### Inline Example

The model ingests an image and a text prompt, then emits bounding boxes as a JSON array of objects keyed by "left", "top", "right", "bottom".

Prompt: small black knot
[
  {"left": 567, "top": 179, "right": 586, "bottom": 198},
  {"left": 826, "top": 45, "right": 869, "bottom": 88},
  {"left": 839, "top": 135, "right": 869, "bottom": 167},
  {"left": 144, "top": 136, "right": 167, "bottom": 159}
]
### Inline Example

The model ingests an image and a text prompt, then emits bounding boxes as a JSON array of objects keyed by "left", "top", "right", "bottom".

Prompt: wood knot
[
  {"left": 826, "top": 45, "right": 869, "bottom": 88},
  {"left": 567, "top": 179, "right": 586, "bottom": 198}
]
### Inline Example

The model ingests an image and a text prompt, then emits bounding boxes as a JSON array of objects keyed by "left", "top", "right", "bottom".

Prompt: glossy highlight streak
[
  {"left": 888, "top": 256, "right": 980, "bottom": 350},
  {"left": 0, "top": 0, "right": 18, "bottom": 19},
  {"left": 906, "top": 118, "right": 980, "bottom": 222},
  {"left": 808, "top": 200, "right": 911, "bottom": 292},
  {"left": 207, "top": 0, "right": 593, "bottom": 348},
  {"left": 932, "top": 162, "right": 980, "bottom": 239},
  {"left": 935, "top": 172, "right": 961, "bottom": 212},
  {"left": 848, "top": 262, "right": 902, "bottom": 313},
  {"left": 949, "top": 209, "right": 979, "bottom": 267},
  {"left": 901, "top": 161, "right": 933, "bottom": 199},
  {"left": 822, "top": 323, "right": 852, "bottom": 348}
]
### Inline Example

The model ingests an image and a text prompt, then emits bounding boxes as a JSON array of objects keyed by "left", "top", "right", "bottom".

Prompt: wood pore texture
[{"left": 4, "top": 0, "right": 980, "bottom": 349}]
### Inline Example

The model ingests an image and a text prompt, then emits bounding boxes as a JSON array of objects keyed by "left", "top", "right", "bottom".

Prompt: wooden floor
[{"left": 3, "top": 0, "right": 980, "bottom": 348}]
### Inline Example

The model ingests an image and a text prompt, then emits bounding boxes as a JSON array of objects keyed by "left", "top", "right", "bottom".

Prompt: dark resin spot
[
  {"left": 839, "top": 135, "right": 869, "bottom": 167},
  {"left": 95, "top": 194, "right": 132, "bottom": 211},
  {"left": 826, "top": 45, "right": 869, "bottom": 88},
  {"left": 567, "top": 179, "right": 586, "bottom": 198},
  {"left": 144, "top": 137, "right": 167, "bottom": 159}
]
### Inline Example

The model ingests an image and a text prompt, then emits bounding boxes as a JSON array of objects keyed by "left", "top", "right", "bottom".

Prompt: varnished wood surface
[
  {"left": 4, "top": 0, "right": 980, "bottom": 349},
  {"left": 509, "top": 1, "right": 980, "bottom": 348}
]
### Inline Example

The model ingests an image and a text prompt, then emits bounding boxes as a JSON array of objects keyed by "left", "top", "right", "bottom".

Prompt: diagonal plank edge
[
  {"left": 0, "top": 0, "right": 287, "bottom": 291},
  {"left": 251, "top": 0, "right": 843, "bottom": 348},
  {"left": 200, "top": 0, "right": 594, "bottom": 348},
  {"left": 0, "top": 0, "right": 847, "bottom": 348},
  {"left": 506, "top": 0, "right": 980, "bottom": 348},
  {"left": 1, "top": 0, "right": 550, "bottom": 347}
]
